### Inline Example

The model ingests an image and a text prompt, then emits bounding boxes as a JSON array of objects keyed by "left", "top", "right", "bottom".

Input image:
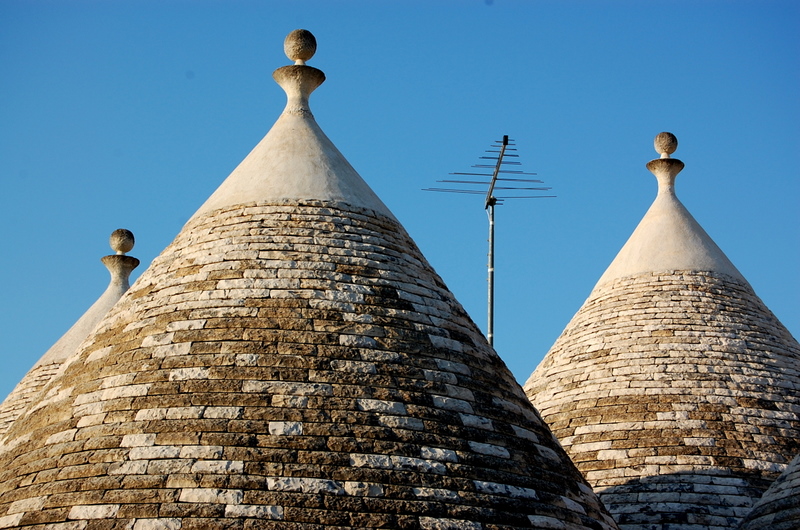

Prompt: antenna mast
[
  {"left": 424, "top": 135, "right": 554, "bottom": 347},
  {"left": 485, "top": 136, "right": 508, "bottom": 347}
]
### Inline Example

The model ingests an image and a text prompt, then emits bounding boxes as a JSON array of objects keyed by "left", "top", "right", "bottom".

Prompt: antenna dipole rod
[{"left": 485, "top": 135, "right": 508, "bottom": 210}]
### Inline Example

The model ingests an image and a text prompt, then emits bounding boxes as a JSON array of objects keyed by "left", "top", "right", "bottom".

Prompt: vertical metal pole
[
  {"left": 484, "top": 135, "right": 507, "bottom": 348},
  {"left": 487, "top": 198, "right": 496, "bottom": 347}
]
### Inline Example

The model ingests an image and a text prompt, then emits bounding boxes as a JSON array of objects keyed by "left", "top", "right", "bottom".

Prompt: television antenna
[{"left": 424, "top": 135, "right": 555, "bottom": 346}]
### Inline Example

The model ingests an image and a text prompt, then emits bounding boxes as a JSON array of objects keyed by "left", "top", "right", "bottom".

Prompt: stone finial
[
  {"left": 284, "top": 29, "right": 317, "bottom": 65},
  {"left": 647, "top": 132, "right": 684, "bottom": 194},
  {"left": 654, "top": 132, "right": 678, "bottom": 159},
  {"left": 110, "top": 229, "right": 135, "bottom": 255},
  {"left": 103, "top": 229, "right": 139, "bottom": 287},
  {"left": 273, "top": 30, "right": 325, "bottom": 116}
]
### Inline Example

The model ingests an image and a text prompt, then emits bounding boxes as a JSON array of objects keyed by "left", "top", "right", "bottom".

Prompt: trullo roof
[
  {"left": 0, "top": 30, "right": 617, "bottom": 530},
  {"left": 738, "top": 453, "right": 800, "bottom": 530},
  {"left": 0, "top": 230, "right": 139, "bottom": 437},
  {"left": 523, "top": 133, "right": 800, "bottom": 530}
]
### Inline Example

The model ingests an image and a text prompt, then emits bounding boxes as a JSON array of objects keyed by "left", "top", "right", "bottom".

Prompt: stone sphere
[
  {"left": 654, "top": 132, "right": 678, "bottom": 156},
  {"left": 110, "top": 229, "right": 135, "bottom": 254},
  {"left": 284, "top": 29, "right": 317, "bottom": 63}
]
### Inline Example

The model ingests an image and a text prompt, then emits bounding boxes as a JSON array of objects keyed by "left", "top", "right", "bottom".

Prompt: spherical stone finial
[
  {"left": 110, "top": 229, "right": 135, "bottom": 255},
  {"left": 654, "top": 132, "right": 678, "bottom": 159},
  {"left": 284, "top": 29, "right": 317, "bottom": 65}
]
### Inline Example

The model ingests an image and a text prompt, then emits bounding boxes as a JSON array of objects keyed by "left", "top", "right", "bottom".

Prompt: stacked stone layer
[
  {"left": 0, "top": 363, "right": 61, "bottom": 437},
  {"left": 0, "top": 201, "right": 617, "bottom": 530},
  {"left": 524, "top": 271, "right": 800, "bottom": 530},
  {"left": 739, "top": 454, "right": 800, "bottom": 530}
]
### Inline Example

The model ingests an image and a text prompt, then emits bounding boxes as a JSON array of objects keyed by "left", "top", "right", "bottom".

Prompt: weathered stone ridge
[
  {"left": 524, "top": 271, "right": 800, "bottom": 530},
  {"left": 739, "top": 454, "right": 800, "bottom": 530},
  {"left": 0, "top": 201, "right": 617, "bottom": 529}
]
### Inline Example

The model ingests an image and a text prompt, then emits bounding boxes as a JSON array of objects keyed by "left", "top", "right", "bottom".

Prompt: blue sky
[{"left": 1, "top": 1, "right": 798, "bottom": 399}]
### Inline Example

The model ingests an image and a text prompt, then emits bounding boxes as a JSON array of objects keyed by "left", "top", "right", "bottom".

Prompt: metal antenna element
[{"left": 423, "top": 135, "right": 555, "bottom": 347}]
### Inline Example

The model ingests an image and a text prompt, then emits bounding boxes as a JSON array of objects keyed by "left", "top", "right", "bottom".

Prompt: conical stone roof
[
  {"left": 0, "top": 31, "right": 617, "bottom": 530},
  {"left": 738, "top": 453, "right": 800, "bottom": 530},
  {"left": 523, "top": 133, "right": 800, "bottom": 530},
  {"left": 0, "top": 230, "right": 139, "bottom": 437}
]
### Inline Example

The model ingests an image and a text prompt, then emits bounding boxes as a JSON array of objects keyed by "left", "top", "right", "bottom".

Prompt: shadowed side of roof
[{"left": 738, "top": 454, "right": 800, "bottom": 530}]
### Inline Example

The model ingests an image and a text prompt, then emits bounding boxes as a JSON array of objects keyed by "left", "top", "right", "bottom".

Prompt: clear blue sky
[{"left": 1, "top": 1, "right": 798, "bottom": 399}]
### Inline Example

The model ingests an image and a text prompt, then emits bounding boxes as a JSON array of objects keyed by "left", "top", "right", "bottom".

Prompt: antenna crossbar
[{"left": 422, "top": 188, "right": 486, "bottom": 194}]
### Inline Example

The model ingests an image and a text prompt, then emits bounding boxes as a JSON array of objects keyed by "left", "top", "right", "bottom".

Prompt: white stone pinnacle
[
  {"left": 190, "top": 30, "right": 395, "bottom": 221},
  {"left": 34, "top": 230, "right": 140, "bottom": 367},
  {"left": 594, "top": 133, "right": 745, "bottom": 287}
]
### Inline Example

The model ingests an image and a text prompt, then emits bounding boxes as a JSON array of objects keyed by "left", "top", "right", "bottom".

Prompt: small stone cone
[{"left": 0, "top": 229, "right": 138, "bottom": 437}]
